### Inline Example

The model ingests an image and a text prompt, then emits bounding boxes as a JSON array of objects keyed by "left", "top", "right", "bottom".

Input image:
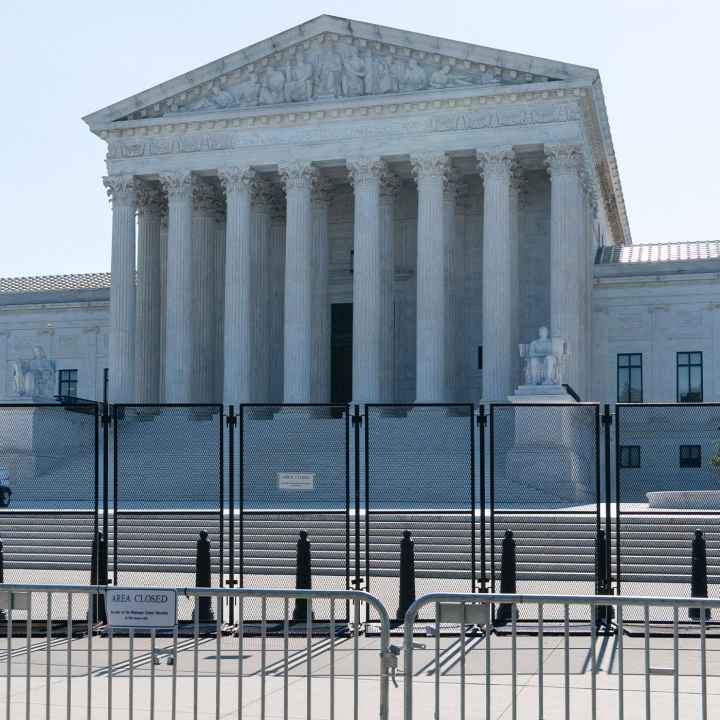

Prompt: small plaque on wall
[{"left": 277, "top": 472, "right": 315, "bottom": 490}]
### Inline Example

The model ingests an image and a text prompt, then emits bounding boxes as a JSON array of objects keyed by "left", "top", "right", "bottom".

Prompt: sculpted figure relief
[
  {"left": 285, "top": 53, "right": 314, "bottom": 102},
  {"left": 341, "top": 48, "right": 367, "bottom": 97},
  {"left": 520, "top": 327, "right": 567, "bottom": 386},
  {"left": 399, "top": 58, "right": 427, "bottom": 91},
  {"left": 162, "top": 38, "right": 542, "bottom": 116},
  {"left": 259, "top": 67, "right": 286, "bottom": 105},
  {"left": 11, "top": 346, "right": 56, "bottom": 399}
]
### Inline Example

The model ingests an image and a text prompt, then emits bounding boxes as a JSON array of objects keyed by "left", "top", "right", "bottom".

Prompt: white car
[{"left": 0, "top": 467, "right": 12, "bottom": 507}]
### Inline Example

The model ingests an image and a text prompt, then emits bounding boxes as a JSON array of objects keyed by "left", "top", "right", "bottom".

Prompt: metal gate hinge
[
  {"left": 477, "top": 413, "right": 487, "bottom": 427},
  {"left": 226, "top": 414, "right": 237, "bottom": 428},
  {"left": 351, "top": 414, "right": 362, "bottom": 426}
]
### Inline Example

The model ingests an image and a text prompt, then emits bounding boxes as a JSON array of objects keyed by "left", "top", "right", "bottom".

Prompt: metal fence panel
[
  {"left": 364, "top": 404, "right": 476, "bottom": 621},
  {"left": 0, "top": 403, "right": 98, "bottom": 619},
  {"left": 490, "top": 403, "right": 601, "bottom": 619},
  {"left": 616, "top": 403, "right": 720, "bottom": 621},
  {"left": 238, "top": 404, "right": 351, "bottom": 621},
  {"left": 112, "top": 404, "right": 224, "bottom": 620}
]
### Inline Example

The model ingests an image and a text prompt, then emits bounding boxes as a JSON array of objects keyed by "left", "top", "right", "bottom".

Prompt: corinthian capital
[
  {"left": 252, "top": 177, "right": 276, "bottom": 209},
  {"left": 159, "top": 171, "right": 193, "bottom": 201},
  {"left": 346, "top": 157, "right": 386, "bottom": 188},
  {"left": 192, "top": 177, "right": 220, "bottom": 212},
  {"left": 476, "top": 147, "right": 515, "bottom": 182},
  {"left": 410, "top": 153, "right": 450, "bottom": 182},
  {"left": 135, "top": 181, "right": 165, "bottom": 215},
  {"left": 218, "top": 166, "right": 255, "bottom": 196},
  {"left": 279, "top": 161, "right": 315, "bottom": 191},
  {"left": 103, "top": 175, "right": 136, "bottom": 207},
  {"left": 379, "top": 171, "right": 402, "bottom": 199},
  {"left": 544, "top": 144, "right": 583, "bottom": 177},
  {"left": 311, "top": 175, "right": 334, "bottom": 208}
]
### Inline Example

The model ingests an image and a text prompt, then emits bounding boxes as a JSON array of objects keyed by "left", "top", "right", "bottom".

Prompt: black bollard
[
  {"left": 0, "top": 538, "right": 4, "bottom": 622},
  {"left": 90, "top": 532, "right": 108, "bottom": 624},
  {"left": 194, "top": 531, "right": 214, "bottom": 623},
  {"left": 595, "top": 529, "right": 614, "bottom": 624},
  {"left": 293, "top": 531, "right": 313, "bottom": 621},
  {"left": 396, "top": 531, "right": 416, "bottom": 622},
  {"left": 497, "top": 530, "right": 517, "bottom": 624},
  {"left": 689, "top": 530, "right": 711, "bottom": 622}
]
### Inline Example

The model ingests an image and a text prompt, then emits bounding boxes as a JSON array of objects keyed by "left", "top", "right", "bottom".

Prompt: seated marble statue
[{"left": 520, "top": 326, "right": 565, "bottom": 385}]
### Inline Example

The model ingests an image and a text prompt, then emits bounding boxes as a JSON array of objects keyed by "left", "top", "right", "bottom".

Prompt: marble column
[
  {"left": 158, "top": 204, "right": 168, "bottom": 401},
  {"left": 509, "top": 168, "right": 526, "bottom": 393},
  {"left": 212, "top": 195, "right": 226, "bottom": 403},
  {"left": 310, "top": 175, "right": 333, "bottom": 403},
  {"left": 160, "top": 171, "right": 194, "bottom": 403},
  {"left": 219, "top": 166, "right": 255, "bottom": 405},
  {"left": 443, "top": 172, "right": 463, "bottom": 402},
  {"left": 280, "top": 162, "right": 315, "bottom": 403},
  {"left": 191, "top": 178, "right": 219, "bottom": 403},
  {"left": 103, "top": 174, "right": 137, "bottom": 404},
  {"left": 379, "top": 172, "right": 401, "bottom": 402},
  {"left": 268, "top": 188, "right": 286, "bottom": 403},
  {"left": 348, "top": 158, "right": 385, "bottom": 405},
  {"left": 411, "top": 153, "right": 450, "bottom": 403},
  {"left": 545, "top": 145, "right": 584, "bottom": 392},
  {"left": 251, "top": 179, "right": 274, "bottom": 403},
  {"left": 477, "top": 148, "right": 515, "bottom": 402},
  {"left": 134, "top": 182, "right": 164, "bottom": 403}
]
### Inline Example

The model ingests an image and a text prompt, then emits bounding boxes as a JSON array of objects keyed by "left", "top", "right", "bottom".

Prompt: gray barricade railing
[
  {"left": 0, "top": 584, "right": 392, "bottom": 720},
  {"left": 403, "top": 592, "right": 720, "bottom": 720}
]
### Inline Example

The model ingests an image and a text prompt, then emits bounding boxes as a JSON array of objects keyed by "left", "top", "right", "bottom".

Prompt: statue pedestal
[{"left": 500, "top": 385, "right": 594, "bottom": 507}]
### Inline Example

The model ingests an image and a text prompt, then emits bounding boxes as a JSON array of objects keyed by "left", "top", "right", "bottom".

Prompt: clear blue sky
[{"left": 1, "top": 0, "right": 718, "bottom": 278}]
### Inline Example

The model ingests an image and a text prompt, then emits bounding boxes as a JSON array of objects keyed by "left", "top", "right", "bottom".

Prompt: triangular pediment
[{"left": 84, "top": 15, "right": 598, "bottom": 126}]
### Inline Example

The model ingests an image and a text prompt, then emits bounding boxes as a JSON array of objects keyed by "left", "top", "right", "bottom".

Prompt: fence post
[
  {"left": 194, "top": 530, "right": 214, "bottom": 622},
  {"left": 396, "top": 531, "right": 416, "bottom": 622},
  {"left": 293, "top": 531, "right": 313, "bottom": 621},
  {"left": 351, "top": 405, "right": 363, "bottom": 591},
  {"left": 90, "top": 531, "right": 107, "bottom": 624},
  {"left": 690, "top": 529, "right": 711, "bottom": 622},
  {"left": 226, "top": 405, "right": 237, "bottom": 625},
  {"left": 497, "top": 529, "right": 516, "bottom": 623},
  {"left": 595, "top": 529, "right": 614, "bottom": 624}
]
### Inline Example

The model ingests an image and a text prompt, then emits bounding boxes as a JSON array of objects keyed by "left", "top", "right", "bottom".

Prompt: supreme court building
[{"left": 2, "top": 16, "right": 718, "bottom": 407}]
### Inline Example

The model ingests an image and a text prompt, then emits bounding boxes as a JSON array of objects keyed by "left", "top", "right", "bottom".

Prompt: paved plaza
[{"left": 2, "top": 630, "right": 720, "bottom": 718}]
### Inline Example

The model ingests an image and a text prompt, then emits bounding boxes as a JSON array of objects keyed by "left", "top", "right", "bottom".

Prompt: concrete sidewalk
[{"left": 2, "top": 631, "right": 720, "bottom": 718}]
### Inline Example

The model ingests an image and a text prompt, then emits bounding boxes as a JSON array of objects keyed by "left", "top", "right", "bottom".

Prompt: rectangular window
[
  {"left": 677, "top": 352, "right": 703, "bottom": 402},
  {"left": 619, "top": 445, "right": 641, "bottom": 469},
  {"left": 478, "top": 346, "right": 482, "bottom": 370},
  {"left": 617, "top": 353, "right": 643, "bottom": 402},
  {"left": 679, "top": 445, "right": 702, "bottom": 468},
  {"left": 58, "top": 369, "right": 78, "bottom": 398}
]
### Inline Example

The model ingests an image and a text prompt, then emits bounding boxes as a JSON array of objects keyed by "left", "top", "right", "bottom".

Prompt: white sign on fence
[
  {"left": 105, "top": 589, "right": 177, "bottom": 629},
  {"left": 277, "top": 472, "right": 315, "bottom": 490}
]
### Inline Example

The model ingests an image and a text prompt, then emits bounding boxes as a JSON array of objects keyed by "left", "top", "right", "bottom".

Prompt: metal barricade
[
  {"left": 0, "top": 583, "right": 392, "bottom": 720},
  {"left": 402, "top": 592, "right": 720, "bottom": 720}
]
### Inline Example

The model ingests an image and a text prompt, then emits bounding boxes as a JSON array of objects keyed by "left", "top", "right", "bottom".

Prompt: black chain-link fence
[
  {"left": 490, "top": 403, "right": 601, "bottom": 621},
  {"left": 237, "top": 404, "right": 351, "bottom": 622},
  {"left": 616, "top": 403, "right": 720, "bottom": 623},
  {"left": 0, "top": 403, "right": 99, "bottom": 619},
  {"left": 364, "top": 404, "right": 476, "bottom": 622},
  {"left": 112, "top": 404, "right": 224, "bottom": 621}
]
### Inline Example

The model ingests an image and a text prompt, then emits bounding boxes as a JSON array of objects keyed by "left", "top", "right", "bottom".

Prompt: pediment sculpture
[
  {"left": 519, "top": 326, "right": 568, "bottom": 386},
  {"left": 10, "top": 346, "right": 56, "bottom": 399},
  {"left": 130, "top": 36, "right": 555, "bottom": 120}
]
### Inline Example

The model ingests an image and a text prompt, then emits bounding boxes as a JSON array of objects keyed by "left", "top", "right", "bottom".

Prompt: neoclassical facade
[{"left": 84, "top": 16, "right": 628, "bottom": 406}]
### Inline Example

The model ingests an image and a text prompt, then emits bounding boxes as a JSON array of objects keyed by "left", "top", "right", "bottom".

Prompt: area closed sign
[
  {"left": 278, "top": 472, "right": 314, "bottom": 490},
  {"left": 105, "top": 589, "right": 177, "bottom": 629}
]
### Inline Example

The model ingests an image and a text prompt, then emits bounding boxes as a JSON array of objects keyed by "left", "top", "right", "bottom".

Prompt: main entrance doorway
[{"left": 331, "top": 303, "right": 352, "bottom": 404}]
